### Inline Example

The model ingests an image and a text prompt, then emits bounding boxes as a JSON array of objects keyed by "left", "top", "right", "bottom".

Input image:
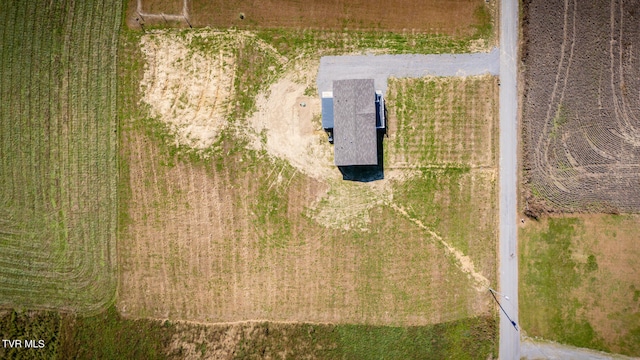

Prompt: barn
[{"left": 321, "top": 79, "right": 386, "bottom": 167}]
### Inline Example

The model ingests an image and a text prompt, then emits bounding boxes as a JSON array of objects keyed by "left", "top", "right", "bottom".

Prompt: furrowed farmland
[
  {"left": 521, "top": 0, "right": 640, "bottom": 215},
  {"left": 0, "top": 1, "right": 120, "bottom": 312},
  {"left": 129, "top": 0, "right": 492, "bottom": 38}
]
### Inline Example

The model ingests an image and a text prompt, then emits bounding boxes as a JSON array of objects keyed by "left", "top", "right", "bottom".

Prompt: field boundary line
[
  {"left": 387, "top": 202, "right": 490, "bottom": 292},
  {"left": 121, "top": 314, "right": 342, "bottom": 327},
  {"left": 386, "top": 164, "right": 497, "bottom": 171}
]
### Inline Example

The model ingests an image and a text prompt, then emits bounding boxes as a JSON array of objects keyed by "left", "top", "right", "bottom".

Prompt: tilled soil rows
[
  {"left": 127, "top": 0, "right": 494, "bottom": 36},
  {"left": 173, "top": 0, "right": 484, "bottom": 35},
  {"left": 521, "top": 0, "right": 640, "bottom": 214}
]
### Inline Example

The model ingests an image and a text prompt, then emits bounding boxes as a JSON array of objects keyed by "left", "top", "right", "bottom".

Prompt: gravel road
[
  {"left": 317, "top": 47, "right": 499, "bottom": 94},
  {"left": 522, "top": 339, "right": 637, "bottom": 360},
  {"left": 499, "top": 0, "right": 520, "bottom": 358}
]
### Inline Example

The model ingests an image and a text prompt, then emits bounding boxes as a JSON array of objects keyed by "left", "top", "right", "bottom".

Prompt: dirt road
[
  {"left": 521, "top": 339, "right": 637, "bottom": 360},
  {"left": 498, "top": 0, "right": 520, "bottom": 358}
]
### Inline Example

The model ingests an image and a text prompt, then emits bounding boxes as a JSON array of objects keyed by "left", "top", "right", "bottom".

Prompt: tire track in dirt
[
  {"left": 524, "top": 0, "right": 640, "bottom": 213},
  {"left": 387, "top": 203, "right": 490, "bottom": 292},
  {"left": 610, "top": 0, "right": 640, "bottom": 146},
  {"left": 542, "top": 0, "right": 577, "bottom": 179},
  {"left": 538, "top": 0, "right": 577, "bottom": 184}
]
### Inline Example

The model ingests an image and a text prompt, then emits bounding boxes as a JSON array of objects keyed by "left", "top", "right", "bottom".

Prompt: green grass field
[
  {"left": 0, "top": 0, "right": 120, "bottom": 313},
  {"left": 1, "top": 307, "right": 495, "bottom": 359},
  {"left": 520, "top": 215, "right": 640, "bottom": 356}
]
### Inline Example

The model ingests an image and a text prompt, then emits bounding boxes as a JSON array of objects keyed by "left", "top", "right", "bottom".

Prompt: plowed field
[
  {"left": 131, "top": 0, "right": 492, "bottom": 36},
  {"left": 522, "top": 0, "right": 640, "bottom": 214}
]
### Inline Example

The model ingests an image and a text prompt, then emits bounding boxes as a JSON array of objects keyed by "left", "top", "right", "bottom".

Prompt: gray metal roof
[
  {"left": 321, "top": 92, "right": 334, "bottom": 129},
  {"left": 333, "top": 79, "right": 377, "bottom": 166}
]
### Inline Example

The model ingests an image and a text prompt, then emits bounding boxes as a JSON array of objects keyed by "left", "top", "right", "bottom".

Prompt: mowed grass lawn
[
  {"left": 520, "top": 214, "right": 640, "bottom": 356},
  {"left": 0, "top": 0, "right": 120, "bottom": 312}
]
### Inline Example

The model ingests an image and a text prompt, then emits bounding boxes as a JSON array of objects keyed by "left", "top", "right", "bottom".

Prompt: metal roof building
[
  {"left": 321, "top": 91, "right": 334, "bottom": 130},
  {"left": 333, "top": 79, "right": 378, "bottom": 166}
]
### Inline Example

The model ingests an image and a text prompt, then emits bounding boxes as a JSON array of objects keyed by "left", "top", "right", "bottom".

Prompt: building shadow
[{"left": 338, "top": 130, "right": 385, "bottom": 182}]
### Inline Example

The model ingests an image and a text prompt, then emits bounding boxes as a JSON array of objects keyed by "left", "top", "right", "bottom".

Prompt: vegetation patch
[
  {"left": 387, "top": 76, "right": 499, "bottom": 168},
  {"left": 0, "top": 304, "right": 496, "bottom": 359},
  {"left": 520, "top": 214, "right": 640, "bottom": 356},
  {"left": 0, "top": 310, "right": 60, "bottom": 359},
  {"left": 0, "top": 0, "right": 120, "bottom": 313},
  {"left": 59, "top": 306, "right": 172, "bottom": 359},
  {"left": 387, "top": 76, "right": 499, "bottom": 279}
]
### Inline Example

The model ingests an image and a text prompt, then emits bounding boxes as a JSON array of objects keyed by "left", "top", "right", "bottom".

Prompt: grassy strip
[
  {"left": 54, "top": 306, "right": 495, "bottom": 359},
  {"left": 59, "top": 307, "right": 172, "bottom": 359},
  {"left": 0, "top": 306, "right": 496, "bottom": 359},
  {"left": 256, "top": 29, "right": 474, "bottom": 58}
]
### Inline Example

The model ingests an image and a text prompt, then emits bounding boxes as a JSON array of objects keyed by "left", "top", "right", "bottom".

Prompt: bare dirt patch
[
  {"left": 139, "top": 30, "right": 235, "bottom": 151},
  {"left": 246, "top": 63, "right": 337, "bottom": 181},
  {"left": 522, "top": 0, "right": 640, "bottom": 214}
]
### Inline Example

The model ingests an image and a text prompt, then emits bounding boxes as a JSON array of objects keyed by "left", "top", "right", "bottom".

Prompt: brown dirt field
[
  {"left": 132, "top": 0, "right": 487, "bottom": 35},
  {"left": 117, "top": 128, "right": 490, "bottom": 325},
  {"left": 519, "top": 214, "right": 640, "bottom": 355},
  {"left": 521, "top": 0, "right": 640, "bottom": 215},
  {"left": 246, "top": 63, "right": 338, "bottom": 181},
  {"left": 139, "top": 0, "right": 184, "bottom": 15},
  {"left": 118, "top": 31, "right": 498, "bottom": 327}
]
